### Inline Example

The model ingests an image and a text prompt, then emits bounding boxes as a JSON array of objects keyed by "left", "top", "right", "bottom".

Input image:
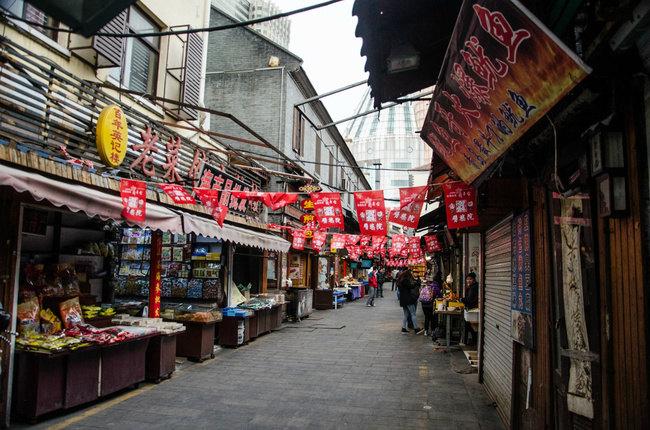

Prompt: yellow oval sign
[{"left": 96, "top": 105, "right": 128, "bottom": 167}]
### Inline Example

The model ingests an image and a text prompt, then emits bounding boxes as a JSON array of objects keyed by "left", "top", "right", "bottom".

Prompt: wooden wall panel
[{"left": 607, "top": 103, "right": 648, "bottom": 429}]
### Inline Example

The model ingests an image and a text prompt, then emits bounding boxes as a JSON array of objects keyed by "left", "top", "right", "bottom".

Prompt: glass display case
[{"left": 160, "top": 302, "right": 221, "bottom": 323}]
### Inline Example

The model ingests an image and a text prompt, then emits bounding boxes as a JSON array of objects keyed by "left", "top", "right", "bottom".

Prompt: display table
[
  {"left": 434, "top": 309, "right": 464, "bottom": 352},
  {"left": 145, "top": 333, "right": 178, "bottom": 382},
  {"left": 220, "top": 315, "right": 250, "bottom": 347},
  {"left": 346, "top": 284, "right": 361, "bottom": 300},
  {"left": 172, "top": 320, "right": 216, "bottom": 362},
  {"left": 333, "top": 290, "right": 346, "bottom": 309},
  {"left": 13, "top": 334, "right": 153, "bottom": 422}
]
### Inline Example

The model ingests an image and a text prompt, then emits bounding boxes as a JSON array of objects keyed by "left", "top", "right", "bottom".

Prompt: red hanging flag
[
  {"left": 230, "top": 191, "right": 298, "bottom": 211},
  {"left": 372, "top": 236, "right": 386, "bottom": 252},
  {"left": 330, "top": 233, "right": 346, "bottom": 250},
  {"left": 424, "top": 235, "right": 443, "bottom": 253},
  {"left": 346, "top": 245, "right": 361, "bottom": 260},
  {"left": 311, "top": 231, "right": 327, "bottom": 251},
  {"left": 390, "top": 234, "right": 407, "bottom": 257},
  {"left": 311, "top": 192, "right": 344, "bottom": 230},
  {"left": 364, "top": 246, "right": 375, "bottom": 258},
  {"left": 120, "top": 179, "right": 147, "bottom": 223},
  {"left": 389, "top": 186, "right": 427, "bottom": 228},
  {"left": 345, "top": 234, "right": 360, "bottom": 246},
  {"left": 443, "top": 183, "right": 480, "bottom": 229},
  {"left": 359, "top": 235, "right": 371, "bottom": 246},
  {"left": 194, "top": 188, "right": 229, "bottom": 227},
  {"left": 159, "top": 183, "right": 196, "bottom": 205},
  {"left": 291, "top": 229, "right": 306, "bottom": 250},
  {"left": 407, "top": 236, "right": 423, "bottom": 257},
  {"left": 354, "top": 190, "right": 387, "bottom": 236}
]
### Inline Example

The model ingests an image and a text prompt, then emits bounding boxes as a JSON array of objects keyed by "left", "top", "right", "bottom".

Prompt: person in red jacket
[{"left": 366, "top": 270, "right": 378, "bottom": 307}]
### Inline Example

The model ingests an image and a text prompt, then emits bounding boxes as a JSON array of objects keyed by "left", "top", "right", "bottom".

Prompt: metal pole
[
  {"left": 294, "top": 79, "right": 368, "bottom": 107},
  {"left": 373, "top": 162, "right": 381, "bottom": 190}
]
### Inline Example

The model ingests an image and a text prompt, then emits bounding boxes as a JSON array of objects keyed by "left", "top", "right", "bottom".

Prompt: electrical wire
[{"left": 0, "top": 0, "right": 344, "bottom": 37}]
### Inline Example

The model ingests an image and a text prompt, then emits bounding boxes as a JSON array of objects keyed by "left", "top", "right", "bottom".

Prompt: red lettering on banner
[
  {"left": 460, "top": 36, "right": 508, "bottom": 89},
  {"left": 473, "top": 4, "right": 531, "bottom": 64},
  {"left": 434, "top": 102, "right": 467, "bottom": 137},
  {"left": 120, "top": 179, "right": 147, "bottom": 222},
  {"left": 442, "top": 90, "right": 480, "bottom": 128},
  {"left": 451, "top": 63, "right": 490, "bottom": 109},
  {"left": 131, "top": 127, "right": 159, "bottom": 177},
  {"left": 354, "top": 191, "right": 387, "bottom": 236},
  {"left": 162, "top": 136, "right": 182, "bottom": 183},
  {"left": 311, "top": 192, "right": 344, "bottom": 230},
  {"left": 220, "top": 179, "right": 233, "bottom": 207}
]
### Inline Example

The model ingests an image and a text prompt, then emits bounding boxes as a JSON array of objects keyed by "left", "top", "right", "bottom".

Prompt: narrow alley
[{"left": 36, "top": 289, "right": 502, "bottom": 430}]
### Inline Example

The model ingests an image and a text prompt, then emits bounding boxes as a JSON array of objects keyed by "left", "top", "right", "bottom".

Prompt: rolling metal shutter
[{"left": 482, "top": 215, "right": 513, "bottom": 427}]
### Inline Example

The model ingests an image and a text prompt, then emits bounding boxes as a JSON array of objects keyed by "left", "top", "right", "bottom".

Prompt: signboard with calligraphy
[
  {"left": 421, "top": 0, "right": 591, "bottom": 184},
  {"left": 291, "top": 229, "right": 306, "bottom": 250},
  {"left": 443, "top": 183, "right": 480, "bottom": 229},
  {"left": 96, "top": 105, "right": 128, "bottom": 167},
  {"left": 311, "top": 192, "right": 344, "bottom": 230},
  {"left": 354, "top": 190, "right": 387, "bottom": 236},
  {"left": 511, "top": 211, "right": 533, "bottom": 348},
  {"left": 197, "top": 162, "right": 263, "bottom": 217}
]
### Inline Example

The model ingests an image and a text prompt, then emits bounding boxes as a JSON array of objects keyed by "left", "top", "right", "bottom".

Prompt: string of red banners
[{"left": 119, "top": 179, "right": 479, "bottom": 250}]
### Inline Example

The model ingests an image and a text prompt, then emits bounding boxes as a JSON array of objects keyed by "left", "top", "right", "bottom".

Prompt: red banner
[
  {"left": 364, "top": 246, "right": 375, "bottom": 259},
  {"left": 194, "top": 188, "right": 229, "bottom": 227},
  {"left": 420, "top": 0, "right": 590, "bottom": 184},
  {"left": 158, "top": 184, "right": 196, "bottom": 205},
  {"left": 311, "top": 231, "right": 327, "bottom": 251},
  {"left": 291, "top": 229, "right": 306, "bottom": 250},
  {"left": 443, "top": 182, "right": 480, "bottom": 229},
  {"left": 346, "top": 245, "right": 361, "bottom": 260},
  {"left": 372, "top": 236, "right": 387, "bottom": 252},
  {"left": 311, "top": 192, "right": 344, "bottom": 230},
  {"left": 390, "top": 234, "right": 407, "bottom": 257},
  {"left": 345, "top": 234, "right": 360, "bottom": 246},
  {"left": 230, "top": 191, "right": 298, "bottom": 211},
  {"left": 120, "top": 179, "right": 147, "bottom": 223},
  {"left": 331, "top": 233, "right": 346, "bottom": 250},
  {"left": 389, "top": 186, "right": 427, "bottom": 229},
  {"left": 407, "top": 236, "right": 423, "bottom": 257},
  {"left": 424, "top": 235, "right": 443, "bottom": 253},
  {"left": 359, "top": 235, "right": 371, "bottom": 246},
  {"left": 354, "top": 190, "right": 387, "bottom": 236}
]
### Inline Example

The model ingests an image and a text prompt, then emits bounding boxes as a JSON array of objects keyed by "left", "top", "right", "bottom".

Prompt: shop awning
[
  {"left": 182, "top": 212, "right": 290, "bottom": 253},
  {"left": 0, "top": 163, "right": 183, "bottom": 232}
]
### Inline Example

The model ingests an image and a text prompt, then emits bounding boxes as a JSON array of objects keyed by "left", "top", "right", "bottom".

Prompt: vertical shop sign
[
  {"left": 96, "top": 105, "right": 128, "bottom": 167},
  {"left": 424, "top": 235, "right": 443, "bottom": 253},
  {"left": 443, "top": 182, "right": 480, "bottom": 229},
  {"left": 291, "top": 229, "right": 306, "bottom": 250},
  {"left": 420, "top": 0, "right": 591, "bottom": 184},
  {"left": 311, "top": 192, "right": 344, "bottom": 230},
  {"left": 389, "top": 186, "right": 427, "bottom": 228},
  {"left": 148, "top": 231, "right": 162, "bottom": 318},
  {"left": 120, "top": 179, "right": 147, "bottom": 223},
  {"left": 511, "top": 211, "right": 533, "bottom": 348},
  {"left": 354, "top": 190, "right": 387, "bottom": 236},
  {"left": 158, "top": 184, "right": 196, "bottom": 204}
]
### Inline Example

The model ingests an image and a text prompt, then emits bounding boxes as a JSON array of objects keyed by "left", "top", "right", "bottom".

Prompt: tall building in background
[
  {"left": 211, "top": 0, "right": 290, "bottom": 48},
  {"left": 346, "top": 88, "right": 432, "bottom": 201}
]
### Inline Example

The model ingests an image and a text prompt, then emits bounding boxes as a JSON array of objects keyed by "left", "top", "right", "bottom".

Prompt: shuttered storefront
[{"left": 482, "top": 215, "right": 513, "bottom": 427}]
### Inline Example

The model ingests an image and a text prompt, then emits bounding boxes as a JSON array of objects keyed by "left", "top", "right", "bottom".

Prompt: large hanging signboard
[{"left": 421, "top": 0, "right": 591, "bottom": 184}]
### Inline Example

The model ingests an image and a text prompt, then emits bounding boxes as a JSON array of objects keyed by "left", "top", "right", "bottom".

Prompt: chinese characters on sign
[
  {"left": 346, "top": 245, "right": 361, "bottom": 261},
  {"left": 96, "top": 105, "right": 128, "bottom": 168},
  {"left": 511, "top": 211, "right": 533, "bottom": 348},
  {"left": 443, "top": 182, "right": 480, "bottom": 229},
  {"left": 194, "top": 188, "right": 229, "bottom": 227},
  {"left": 388, "top": 186, "right": 427, "bottom": 229},
  {"left": 420, "top": 0, "right": 591, "bottom": 184},
  {"left": 148, "top": 232, "right": 162, "bottom": 318},
  {"left": 291, "top": 229, "right": 306, "bottom": 250},
  {"left": 120, "top": 179, "right": 147, "bottom": 223},
  {"left": 407, "top": 236, "right": 423, "bottom": 257},
  {"left": 131, "top": 126, "right": 159, "bottom": 177},
  {"left": 311, "top": 231, "right": 327, "bottom": 252},
  {"left": 198, "top": 163, "right": 263, "bottom": 216},
  {"left": 354, "top": 190, "right": 387, "bottom": 236},
  {"left": 158, "top": 184, "right": 196, "bottom": 204},
  {"left": 424, "top": 235, "right": 443, "bottom": 253},
  {"left": 330, "top": 233, "right": 346, "bottom": 250},
  {"left": 311, "top": 192, "right": 344, "bottom": 230},
  {"left": 390, "top": 234, "right": 407, "bottom": 257}
]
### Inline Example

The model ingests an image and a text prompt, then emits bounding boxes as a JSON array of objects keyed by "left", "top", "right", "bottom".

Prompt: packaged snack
[
  {"left": 187, "top": 279, "right": 203, "bottom": 299},
  {"left": 59, "top": 297, "right": 84, "bottom": 329},
  {"left": 40, "top": 308, "right": 62, "bottom": 334},
  {"left": 17, "top": 297, "right": 40, "bottom": 335},
  {"left": 172, "top": 247, "right": 184, "bottom": 262},
  {"left": 161, "top": 247, "right": 172, "bottom": 261}
]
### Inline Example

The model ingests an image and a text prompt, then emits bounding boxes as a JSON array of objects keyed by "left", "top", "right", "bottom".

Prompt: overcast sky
[{"left": 273, "top": 0, "right": 369, "bottom": 136}]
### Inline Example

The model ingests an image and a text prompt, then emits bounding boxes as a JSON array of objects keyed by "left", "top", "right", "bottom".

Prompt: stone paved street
[{"left": 35, "top": 287, "right": 503, "bottom": 430}]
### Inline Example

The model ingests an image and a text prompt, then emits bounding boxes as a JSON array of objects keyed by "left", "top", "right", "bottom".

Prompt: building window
[
  {"left": 292, "top": 109, "right": 305, "bottom": 155},
  {"left": 109, "top": 6, "right": 160, "bottom": 95},
  {"left": 328, "top": 152, "right": 334, "bottom": 185},
  {"left": 392, "top": 162, "right": 411, "bottom": 169},
  {"left": 391, "top": 179, "right": 410, "bottom": 187},
  {"left": 1, "top": 0, "right": 58, "bottom": 40}
]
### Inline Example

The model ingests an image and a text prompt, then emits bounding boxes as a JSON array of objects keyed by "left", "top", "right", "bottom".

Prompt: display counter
[
  {"left": 173, "top": 320, "right": 216, "bottom": 362},
  {"left": 219, "top": 315, "right": 250, "bottom": 347},
  {"left": 286, "top": 288, "right": 313, "bottom": 320},
  {"left": 145, "top": 333, "right": 178, "bottom": 382},
  {"left": 12, "top": 334, "right": 154, "bottom": 423}
]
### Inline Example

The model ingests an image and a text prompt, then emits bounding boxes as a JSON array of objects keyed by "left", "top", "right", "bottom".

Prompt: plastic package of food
[
  {"left": 40, "top": 308, "right": 62, "bottom": 334},
  {"left": 59, "top": 297, "right": 84, "bottom": 329},
  {"left": 17, "top": 297, "right": 40, "bottom": 335}
]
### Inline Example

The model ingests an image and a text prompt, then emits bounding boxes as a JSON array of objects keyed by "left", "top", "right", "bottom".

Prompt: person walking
[
  {"left": 366, "top": 270, "right": 378, "bottom": 307},
  {"left": 420, "top": 274, "right": 442, "bottom": 338},
  {"left": 376, "top": 268, "right": 385, "bottom": 298},
  {"left": 397, "top": 268, "right": 423, "bottom": 334},
  {"left": 391, "top": 268, "right": 399, "bottom": 291}
]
